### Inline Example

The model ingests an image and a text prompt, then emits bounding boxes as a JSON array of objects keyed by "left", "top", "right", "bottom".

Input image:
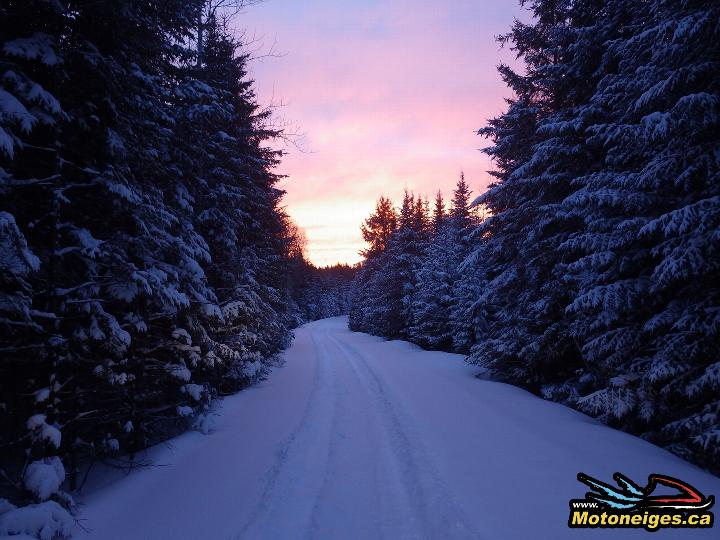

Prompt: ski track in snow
[
  {"left": 234, "top": 330, "right": 341, "bottom": 539},
  {"left": 74, "top": 317, "right": 720, "bottom": 540},
  {"left": 326, "top": 332, "right": 482, "bottom": 539},
  {"left": 237, "top": 326, "right": 479, "bottom": 539}
]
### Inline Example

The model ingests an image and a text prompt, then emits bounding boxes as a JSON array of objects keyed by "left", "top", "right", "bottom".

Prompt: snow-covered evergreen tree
[
  {"left": 173, "top": 17, "right": 294, "bottom": 394},
  {"left": 557, "top": 0, "right": 720, "bottom": 469},
  {"left": 409, "top": 178, "right": 474, "bottom": 349},
  {"left": 0, "top": 1, "right": 299, "bottom": 526},
  {"left": 466, "top": 0, "right": 720, "bottom": 472},
  {"left": 408, "top": 224, "right": 459, "bottom": 350},
  {"left": 350, "top": 191, "right": 430, "bottom": 338},
  {"left": 349, "top": 196, "right": 398, "bottom": 333},
  {"left": 350, "top": 0, "right": 720, "bottom": 475},
  {"left": 463, "top": 0, "right": 630, "bottom": 390},
  {"left": 295, "top": 264, "right": 356, "bottom": 322}
]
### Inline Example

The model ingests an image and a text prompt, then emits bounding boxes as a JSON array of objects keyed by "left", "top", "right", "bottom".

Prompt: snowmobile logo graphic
[
  {"left": 569, "top": 472, "right": 715, "bottom": 530},
  {"left": 577, "top": 472, "right": 715, "bottom": 511}
]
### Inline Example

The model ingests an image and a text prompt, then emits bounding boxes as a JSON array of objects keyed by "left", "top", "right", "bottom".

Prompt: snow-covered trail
[{"left": 75, "top": 317, "right": 720, "bottom": 540}]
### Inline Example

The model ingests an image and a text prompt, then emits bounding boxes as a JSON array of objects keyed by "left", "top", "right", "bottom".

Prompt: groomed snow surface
[{"left": 74, "top": 317, "right": 719, "bottom": 539}]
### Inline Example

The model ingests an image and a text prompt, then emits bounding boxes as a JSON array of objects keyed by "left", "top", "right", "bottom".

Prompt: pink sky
[{"left": 243, "top": 0, "right": 525, "bottom": 266}]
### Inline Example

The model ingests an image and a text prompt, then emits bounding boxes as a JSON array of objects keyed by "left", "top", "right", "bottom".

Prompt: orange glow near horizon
[
  {"left": 286, "top": 197, "right": 373, "bottom": 267},
  {"left": 244, "top": 0, "right": 525, "bottom": 267}
]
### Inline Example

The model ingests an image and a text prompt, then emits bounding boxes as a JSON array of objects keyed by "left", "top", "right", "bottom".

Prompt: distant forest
[{"left": 351, "top": 0, "right": 720, "bottom": 474}]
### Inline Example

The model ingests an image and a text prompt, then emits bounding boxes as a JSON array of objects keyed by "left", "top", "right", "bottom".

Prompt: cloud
[{"left": 242, "top": 0, "right": 524, "bottom": 266}]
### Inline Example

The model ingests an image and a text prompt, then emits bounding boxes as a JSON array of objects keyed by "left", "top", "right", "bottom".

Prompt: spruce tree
[
  {"left": 559, "top": 0, "right": 720, "bottom": 468},
  {"left": 432, "top": 190, "right": 446, "bottom": 233},
  {"left": 464, "top": 0, "right": 622, "bottom": 389},
  {"left": 360, "top": 195, "right": 397, "bottom": 258},
  {"left": 0, "top": 1, "right": 301, "bottom": 521}
]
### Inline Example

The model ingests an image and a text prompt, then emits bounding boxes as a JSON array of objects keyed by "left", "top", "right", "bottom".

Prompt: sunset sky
[{"left": 244, "top": 0, "right": 525, "bottom": 267}]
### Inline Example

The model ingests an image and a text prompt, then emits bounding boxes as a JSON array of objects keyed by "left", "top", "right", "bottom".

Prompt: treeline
[
  {"left": 351, "top": 0, "right": 720, "bottom": 474},
  {"left": 0, "top": 0, "right": 328, "bottom": 533},
  {"left": 283, "top": 223, "right": 356, "bottom": 324},
  {"left": 292, "top": 263, "right": 356, "bottom": 323},
  {"left": 350, "top": 176, "right": 479, "bottom": 347}
]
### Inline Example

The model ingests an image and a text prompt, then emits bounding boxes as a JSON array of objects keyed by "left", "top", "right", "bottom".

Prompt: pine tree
[
  {"left": 450, "top": 172, "right": 472, "bottom": 227},
  {"left": 469, "top": 0, "right": 720, "bottom": 472},
  {"left": 409, "top": 224, "right": 460, "bottom": 350},
  {"left": 360, "top": 195, "right": 397, "bottom": 258},
  {"left": 558, "top": 0, "right": 720, "bottom": 469},
  {"left": 443, "top": 174, "right": 478, "bottom": 352},
  {"left": 393, "top": 191, "right": 430, "bottom": 336},
  {"left": 463, "top": 0, "right": 623, "bottom": 390},
  {"left": 351, "top": 195, "right": 400, "bottom": 334},
  {"left": 350, "top": 192, "right": 430, "bottom": 338},
  {"left": 432, "top": 190, "right": 445, "bottom": 233},
  {"left": 177, "top": 16, "right": 293, "bottom": 393},
  {"left": 0, "top": 1, "right": 301, "bottom": 522}
]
